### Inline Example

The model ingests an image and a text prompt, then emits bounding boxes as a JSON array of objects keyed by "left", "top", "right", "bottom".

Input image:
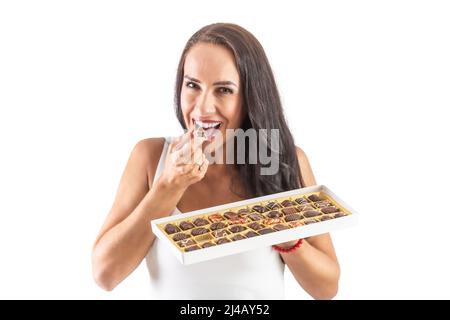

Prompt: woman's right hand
[{"left": 156, "top": 128, "right": 209, "bottom": 192}]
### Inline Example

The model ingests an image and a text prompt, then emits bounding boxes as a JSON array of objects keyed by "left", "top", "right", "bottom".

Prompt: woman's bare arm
[
  {"left": 277, "top": 147, "right": 341, "bottom": 299},
  {"left": 92, "top": 132, "right": 209, "bottom": 291},
  {"left": 92, "top": 138, "right": 179, "bottom": 291}
]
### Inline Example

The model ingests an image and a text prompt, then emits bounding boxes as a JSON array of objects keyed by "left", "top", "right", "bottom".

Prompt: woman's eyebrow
[
  {"left": 184, "top": 75, "right": 201, "bottom": 83},
  {"left": 213, "top": 80, "right": 237, "bottom": 87},
  {"left": 184, "top": 75, "right": 237, "bottom": 87}
]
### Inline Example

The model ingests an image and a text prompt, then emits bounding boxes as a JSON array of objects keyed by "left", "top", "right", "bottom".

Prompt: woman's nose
[{"left": 195, "top": 91, "right": 216, "bottom": 114}]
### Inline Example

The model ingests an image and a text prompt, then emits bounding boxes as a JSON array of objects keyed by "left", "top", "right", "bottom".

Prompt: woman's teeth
[{"left": 194, "top": 120, "right": 221, "bottom": 129}]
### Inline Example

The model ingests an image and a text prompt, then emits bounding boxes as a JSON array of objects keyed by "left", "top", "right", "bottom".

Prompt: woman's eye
[
  {"left": 218, "top": 87, "right": 233, "bottom": 95},
  {"left": 186, "top": 81, "right": 199, "bottom": 89}
]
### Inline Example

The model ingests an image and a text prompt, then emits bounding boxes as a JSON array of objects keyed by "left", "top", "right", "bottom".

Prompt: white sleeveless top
[{"left": 145, "top": 138, "right": 285, "bottom": 299}]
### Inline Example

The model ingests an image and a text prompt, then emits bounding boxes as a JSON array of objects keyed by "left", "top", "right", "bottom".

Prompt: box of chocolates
[{"left": 151, "top": 184, "right": 357, "bottom": 265}]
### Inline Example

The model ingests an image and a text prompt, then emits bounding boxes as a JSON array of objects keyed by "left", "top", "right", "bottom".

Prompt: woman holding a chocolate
[{"left": 92, "top": 23, "right": 341, "bottom": 299}]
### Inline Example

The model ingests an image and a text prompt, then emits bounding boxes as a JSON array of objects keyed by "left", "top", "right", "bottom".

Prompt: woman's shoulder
[
  {"left": 131, "top": 137, "right": 166, "bottom": 181},
  {"left": 295, "top": 145, "right": 317, "bottom": 186}
]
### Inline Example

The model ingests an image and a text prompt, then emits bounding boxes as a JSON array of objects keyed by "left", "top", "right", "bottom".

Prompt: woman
[{"left": 92, "top": 23, "right": 340, "bottom": 299}]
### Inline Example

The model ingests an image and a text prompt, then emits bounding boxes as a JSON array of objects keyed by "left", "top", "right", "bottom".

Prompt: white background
[{"left": 1, "top": 0, "right": 449, "bottom": 299}]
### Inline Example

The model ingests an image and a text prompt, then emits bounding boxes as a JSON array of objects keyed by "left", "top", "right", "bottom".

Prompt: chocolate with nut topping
[
  {"left": 263, "top": 218, "right": 283, "bottom": 225},
  {"left": 208, "top": 214, "right": 224, "bottom": 223}
]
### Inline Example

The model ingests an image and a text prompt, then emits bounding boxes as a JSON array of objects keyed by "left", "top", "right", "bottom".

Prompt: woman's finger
[{"left": 172, "top": 127, "right": 195, "bottom": 152}]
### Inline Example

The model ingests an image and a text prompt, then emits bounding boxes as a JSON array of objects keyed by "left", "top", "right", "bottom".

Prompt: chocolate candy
[
  {"left": 173, "top": 233, "right": 190, "bottom": 241},
  {"left": 263, "top": 218, "right": 283, "bottom": 225},
  {"left": 248, "top": 222, "right": 264, "bottom": 231},
  {"left": 288, "top": 221, "right": 305, "bottom": 228},
  {"left": 178, "top": 238, "right": 196, "bottom": 247},
  {"left": 273, "top": 224, "right": 290, "bottom": 231},
  {"left": 191, "top": 227, "right": 209, "bottom": 236},
  {"left": 252, "top": 205, "right": 268, "bottom": 213},
  {"left": 266, "top": 202, "right": 281, "bottom": 210},
  {"left": 249, "top": 213, "right": 264, "bottom": 221},
  {"left": 216, "top": 238, "right": 230, "bottom": 245},
  {"left": 321, "top": 207, "right": 340, "bottom": 214},
  {"left": 231, "top": 234, "right": 246, "bottom": 241},
  {"left": 297, "top": 204, "right": 315, "bottom": 211},
  {"left": 160, "top": 190, "right": 350, "bottom": 254},
  {"left": 212, "top": 229, "right": 229, "bottom": 238},
  {"left": 281, "top": 200, "right": 295, "bottom": 207},
  {"left": 193, "top": 217, "right": 209, "bottom": 226},
  {"left": 308, "top": 194, "right": 323, "bottom": 202},
  {"left": 314, "top": 200, "right": 333, "bottom": 208},
  {"left": 210, "top": 222, "right": 227, "bottom": 230},
  {"left": 245, "top": 231, "right": 259, "bottom": 238},
  {"left": 201, "top": 242, "right": 216, "bottom": 248},
  {"left": 224, "top": 211, "right": 239, "bottom": 220},
  {"left": 209, "top": 214, "right": 224, "bottom": 223},
  {"left": 259, "top": 228, "right": 275, "bottom": 235},
  {"left": 194, "top": 125, "right": 206, "bottom": 138},
  {"left": 303, "top": 210, "right": 321, "bottom": 218},
  {"left": 266, "top": 210, "right": 282, "bottom": 218},
  {"left": 229, "top": 225, "right": 246, "bottom": 233},
  {"left": 294, "top": 197, "right": 308, "bottom": 205},
  {"left": 285, "top": 214, "right": 303, "bottom": 222},
  {"left": 282, "top": 207, "right": 298, "bottom": 215},
  {"left": 179, "top": 221, "right": 195, "bottom": 230},
  {"left": 228, "top": 217, "right": 248, "bottom": 225},
  {"left": 334, "top": 212, "right": 347, "bottom": 218},
  {"left": 185, "top": 245, "right": 200, "bottom": 252},
  {"left": 238, "top": 208, "right": 251, "bottom": 215},
  {"left": 164, "top": 223, "right": 180, "bottom": 234}
]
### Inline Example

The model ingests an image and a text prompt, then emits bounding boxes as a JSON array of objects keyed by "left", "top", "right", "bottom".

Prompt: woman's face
[{"left": 180, "top": 42, "right": 245, "bottom": 149}]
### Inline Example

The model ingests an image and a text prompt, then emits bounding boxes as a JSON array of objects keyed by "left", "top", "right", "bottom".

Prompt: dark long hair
[{"left": 174, "top": 23, "right": 303, "bottom": 197}]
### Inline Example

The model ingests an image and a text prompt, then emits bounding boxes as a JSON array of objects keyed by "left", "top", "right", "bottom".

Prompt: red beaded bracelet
[{"left": 272, "top": 239, "right": 304, "bottom": 253}]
